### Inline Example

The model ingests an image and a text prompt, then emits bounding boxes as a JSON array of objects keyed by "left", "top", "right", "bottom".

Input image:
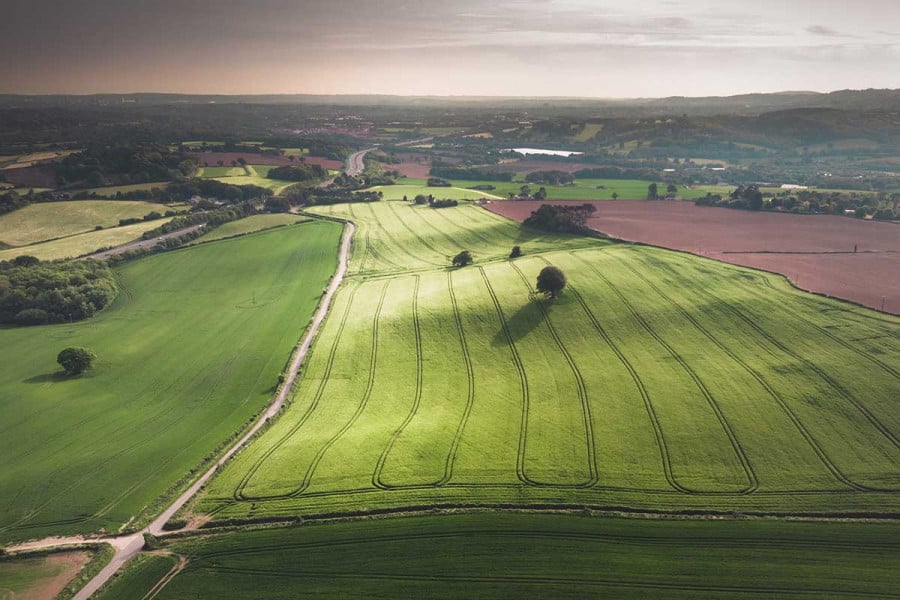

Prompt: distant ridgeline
[{"left": 0, "top": 257, "right": 117, "bottom": 325}]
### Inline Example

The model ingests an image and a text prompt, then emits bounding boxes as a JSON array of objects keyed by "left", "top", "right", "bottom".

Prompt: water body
[{"left": 504, "top": 147, "right": 584, "bottom": 157}]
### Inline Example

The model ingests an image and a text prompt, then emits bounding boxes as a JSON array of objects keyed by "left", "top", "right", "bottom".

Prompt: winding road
[
  {"left": 4, "top": 220, "right": 356, "bottom": 599},
  {"left": 345, "top": 148, "right": 375, "bottom": 176}
]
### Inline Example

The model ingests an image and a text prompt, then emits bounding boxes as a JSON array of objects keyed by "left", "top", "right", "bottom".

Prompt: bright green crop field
[
  {"left": 374, "top": 178, "right": 730, "bottom": 201},
  {"left": 192, "top": 201, "right": 899, "bottom": 524},
  {"left": 97, "top": 514, "right": 900, "bottom": 599},
  {"left": 0, "top": 200, "right": 171, "bottom": 247},
  {"left": 0, "top": 218, "right": 174, "bottom": 262},
  {"left": 191, "top": 213, "right": 307, "bottom": 244},
  {"left": 0, "top": 220, "right": 343, "bottom": 542}
]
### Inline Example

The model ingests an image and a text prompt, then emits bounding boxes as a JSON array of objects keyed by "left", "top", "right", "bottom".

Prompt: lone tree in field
[
  {"left": 509, "top": 245, "right": 522, "bottom": 259},
  {"left": 452, "top": 250, "right": 473, "bottom": 268},
  {"left": 57, "top": 347, "right": 96, "bottom": 376},
  {"left": 647, "top": 183, "right": 659, "bottom": 200},
  {"left": 536, "top": 265, "right": 567, "bottom": 299}
]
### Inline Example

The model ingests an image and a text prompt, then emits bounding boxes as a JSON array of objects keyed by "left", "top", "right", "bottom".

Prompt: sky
[{"left": 2, "top": 0, "right": 898, "bottom": 97}]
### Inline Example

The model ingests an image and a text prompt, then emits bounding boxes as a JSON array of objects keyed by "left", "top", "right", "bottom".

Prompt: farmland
[
  {"left": 191, "top": 213, "right": 307, "bottom": 243},
  {"left": 371, "top": 177, "right": 729, "bottom": 201},
  {"left": 0, "top": 220, "right": 343, "bottom": 542},
  {"left": 192, "top": 201, "right": 899, "bottom": 524},
  {"left": 486, "top": 200, "right": 900, "bottom": 313},
  {"left": 96, "top": 514, "right": 900, "bottom": 599},
  {"left": 0, "top": 200, "right": 171, "bottom": 247},
  {"left": 0, "top": 550, "right": 92, "bottom": 599},
  {"left": 0, "top": 219, "right": 174, "bottom": 262}
]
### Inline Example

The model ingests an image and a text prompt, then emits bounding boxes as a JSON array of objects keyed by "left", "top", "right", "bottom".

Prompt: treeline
[
  {"left": 74, "top": 178, "right": 273, "bottom": 204},
  {"left": 266, "top": 164, "right": 327, "bottom": 182},
  {"left": 56, "top": 144, "right": 198, "bottom": 188},
  {"left": 523, "top": 203, "right": 596, "bottom": 233},
  {"left": 283, "top": 187, "right": 382, "bottom": 207},
  {"left": 429, "top": 162, "right": 514, "bottom": 182},
  {"left": 0, "top": 257, "right": 117, "bottom": 325},
  {"left": 695, "top": 186, "right": 899, "bottom": 219},
  {"left": 524, "top": 170, "right": 574, "bottom": 185}
]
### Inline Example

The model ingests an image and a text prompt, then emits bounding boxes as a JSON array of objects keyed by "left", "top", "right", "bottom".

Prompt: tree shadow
[
  {"left": 493, "top": 297, "right": 547, "bottom": 346},
  {"left": 24, "top": 371, "right": 69, "bottom": 384}
]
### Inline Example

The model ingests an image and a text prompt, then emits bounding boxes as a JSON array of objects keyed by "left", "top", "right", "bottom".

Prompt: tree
[
  {"left": 666, "top": 183, "right": 678, "bottom": 197},
  {"left": 647, "top": 183, "right": 658, "bottom": 200},
  {"left": 509, "top": 245, "right": 522, "bottom": 259},
  {"left": 452, "top": 250, "right": 473, "bottom": 268},
  {"left": 57, "top": 347, "right": 96, "bottom": 376},
  {"left": 536, "top": 265, "right": 566, "bottom": 299},
  {"left": 611, "top": 192, "right": 618, "bottom": 200}
]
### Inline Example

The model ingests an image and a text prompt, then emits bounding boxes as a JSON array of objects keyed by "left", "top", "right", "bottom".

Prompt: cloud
[{"left": 806, "top": 25, "right": 845, "bottom": 37}]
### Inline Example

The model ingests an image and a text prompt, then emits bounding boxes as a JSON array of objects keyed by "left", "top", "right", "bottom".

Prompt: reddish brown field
[
  {"left": 190, "top": 152, "right": 343, "bottom": 171},
  {"left": 486, "top": 200, "right": 900, "bottom": 314},
  {"left": 2, "top": 164, "right": 57, "bottom": 188}
]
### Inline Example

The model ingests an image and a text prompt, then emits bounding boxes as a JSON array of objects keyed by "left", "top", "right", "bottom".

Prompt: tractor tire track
[
  {"left": 623, "top": 256, "right": 873, "bottom": 493},
  {"left": 509, "top": 261, "right": 599, "bottom": 488},
  {"left": 569, "top": 253, "right": 758, "bottom": 494}
]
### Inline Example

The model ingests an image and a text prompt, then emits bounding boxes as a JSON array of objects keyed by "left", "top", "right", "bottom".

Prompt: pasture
[
  {"left": 0, "top": 200, "right": 171, "bottom": 247},
  {"left": 0, "top": 550, "right": 92, "bottom": 599},
  {"left": 194, "top": 201, "right": 900, "bottom": 524},
  {"left": 0, "top": 219, "right": 174, "bottom": 262},
  {"left": 192, "top": 213, "right": 307, "bottom": 243},
  {"left": 0, "top": 220, "right": 343, "bottom": 542},
  {"left": 96, "top": 514, "right": 900, "bottom": 599},
  {"left": 377, "top": 178, "right": 729, "bottom": 201}
]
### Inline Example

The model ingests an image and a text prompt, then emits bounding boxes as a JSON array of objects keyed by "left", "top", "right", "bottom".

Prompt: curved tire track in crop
[
  {"left": 372, "top": 276, "right": 425, "bottom": 489},
  {"left": 570, "top": 253, "right": 758, "bottom": 494},
  {"left": 509, "top": 261, "right": 599, "bottom": 488},
  {"left": 234, "top": 284, "right": 361, "bottom": 501},
  {"left": 623, "top": 256, "right": 873, "bottom": 493}
]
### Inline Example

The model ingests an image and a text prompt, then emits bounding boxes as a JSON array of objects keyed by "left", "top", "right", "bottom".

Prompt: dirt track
[{"left": 486, "top": 200, "right": 899, "bottom": 314}]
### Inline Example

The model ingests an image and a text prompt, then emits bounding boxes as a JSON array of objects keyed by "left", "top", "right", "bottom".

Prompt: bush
[
  {"left": 427, "top": 177, "right": 452, "bottom": 187},
  {"left": 510, "top": 245, "right": 522, "bottom": 259},
  {"left": 57, "top": 347, "right": 97, "bottom": 375},
  {"left": 452, "top": 250, "right": 473, "bottom": 268}
]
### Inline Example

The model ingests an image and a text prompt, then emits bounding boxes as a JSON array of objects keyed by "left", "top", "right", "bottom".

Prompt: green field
[
  {"left": 210, "top": 173, "right": 295, "bottom": 194},
  {"left": 0, "top": 550, "right": 92, "bottom": 599},
  {"left": 192, "top": 201, "right": 899, "bottom": 524},
  {"left": 70, "top": 182, "right": 172, "bottom": 197},
  {"left": 0, "top": 218, "right": 174, "bottom": 262},
  {"left": 192, "top": 213, "right": 308, "bottom": 243},
  {"left": 97, "top": 514, "right": 900, "bottom": 599},
  {"left": 0, "top": 221, "right": 343, "bottom": 542},
  {"left": 198, "top": 166, "right": 246, "bottom": 178},
  {"left": 0, "top": 200, "right": 171, "bottom": 247},
  {"left": 376, "top": 178, "right": 730, "bottom": 201}
]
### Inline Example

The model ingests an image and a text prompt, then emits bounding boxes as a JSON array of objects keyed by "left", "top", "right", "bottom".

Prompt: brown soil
[
  {"left": 486, "top": 200, "right": 900, "bottom": 314},
  {"left": 28, "top": 551, "right": 91, "bottom": 600},
  {"left": 2, "top": 165, "right": 57, "bottom": 188}
]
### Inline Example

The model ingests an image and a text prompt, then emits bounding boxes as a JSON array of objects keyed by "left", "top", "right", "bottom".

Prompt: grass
[
  {"left": 69, "top": 182, "right": 172, "bottom": 196},
  {"left": 191, "top": 201, "right": 899, "bottom": 524},
  {"left": 198, "top": 166, "right": 246, "bottom": 178},
  {"left": 0, "top": 220, "right": 343, "bottom": 543},
  {"left": 210, "top": 175, "right": 295, "bottom": 195},
  {"left": 0, "top": 548, "right": 95, "bottom": 599},
  {"left": 0, "top": 219, "right": 174, "bottom": 262},
  {"left": 192, "top": 214, "right": 308, "bottom": 243},
  {"left": 0, "top": 200, "right": 171, "bottom": 247},
  {"left": 96, "top": 514, "right": 900, "bottom": 599},
  {"left": 378, "top": 178, "right": 731, "bottom": 201}
]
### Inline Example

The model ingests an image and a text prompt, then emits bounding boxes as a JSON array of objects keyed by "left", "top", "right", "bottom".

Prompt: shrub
[
  {"left": 57, "top": 347, "right": 97, "bottom": 375},
  {"left": 510, "top": 245, "right": 522, "bottom": 258},
  {"left": 452, "top": 250, "right": 473, "bottom": 268}
]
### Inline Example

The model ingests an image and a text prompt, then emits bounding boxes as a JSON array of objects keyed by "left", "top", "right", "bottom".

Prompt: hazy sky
[{"left": 2, "top": 0, "right": 898, "bottom": 96}]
